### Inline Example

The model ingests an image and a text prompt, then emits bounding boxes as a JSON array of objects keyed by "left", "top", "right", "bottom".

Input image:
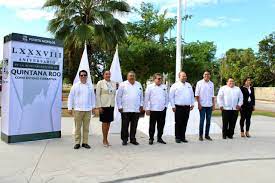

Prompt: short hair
[
  {"left": 79, "top": 70, "right": 88, "bottom": 76},
  {"left": 227, "top": 76, "right": 234, "bottom": 81},
  {"left": 103, "top": 70, "right": 111, "bottom": 75},
  {"left": 127, "top": 71, "right": 136, "bottom": 76},
  {"left": 203, "top": 70, "right": 211, "bottom": 75},
  {"left": 153, "top": 73, "right": 162, "bottom": 79},
  {"left": 178, "top": 71, "right": 186, "bottom": 77}
]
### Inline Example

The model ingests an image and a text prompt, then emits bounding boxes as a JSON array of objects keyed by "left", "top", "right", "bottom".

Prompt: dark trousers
[
  {"left": 199, "top": 107, "right": 212, "bottom": 137},
  {"left": 240, "top": 107, "right": 253, "bottom": 132},
  {"left": 149, "top": 108, "right": 167, "bottom": 140},
  {"left": 222, "top": 110, "right": 239, "bottom": 138},
  {"left": 175, "top": 105, "right": 190, "bottom": 140},
  {"left": 121, "top": 112, "right": 140, "bottom": 142}
]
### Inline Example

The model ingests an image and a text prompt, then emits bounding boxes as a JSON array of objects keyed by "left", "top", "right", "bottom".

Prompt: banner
[{"left": 1, "top": 33, "right": 63, "bottom": 143}]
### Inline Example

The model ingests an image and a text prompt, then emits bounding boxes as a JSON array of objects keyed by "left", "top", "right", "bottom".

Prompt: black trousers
[
  {"left": 240, "top": 107, "right": 253, "bottom": 132},
  {"left": 222, "top": 110, "right": 239, "bottom": 138},
  {"left": 121, "top": 112, "right": 140, "bottom": 142},
  {"left": 149, "top": 108, "right": 167, "bottom": 140},
  {"left": 175, "top": 105, "right": 190, "bottom": 140}
]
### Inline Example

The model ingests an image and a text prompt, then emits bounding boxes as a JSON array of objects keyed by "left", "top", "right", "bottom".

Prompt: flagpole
[{"left": 176, "top": 0, "right": 182, "bottom": 81}]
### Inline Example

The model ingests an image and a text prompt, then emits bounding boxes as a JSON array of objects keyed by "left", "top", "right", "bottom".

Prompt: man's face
[
  {"left": 203, "top": 72, "right": 211, "bottom": 81},
  {"left": 227, "top": 78, "right": 235, "bottom": 88},
  {"left": 104, "top": 71, "right": 111, "bottom": 81},
  {"left": 127, "top": 73, "right": 136, "bottom": 83},
  {"left": 154, "top": 75, "right": 162, "bottom": 85},
  {"left": 79, "top": 72, "right": 88, "bottom": 84},
  {"left": 179, "top": 72, "right": 187, "bottom": 82}
]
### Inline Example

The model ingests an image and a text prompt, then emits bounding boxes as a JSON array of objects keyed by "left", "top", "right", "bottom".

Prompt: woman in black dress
[
  {"left": 96, "top": 71, "right": 117, "bottom": 146},
  {"left": 240, "top": 77, "right": 255, "bottom": 138}
]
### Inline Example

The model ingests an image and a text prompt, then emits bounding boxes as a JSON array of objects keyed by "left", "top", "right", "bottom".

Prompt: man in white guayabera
[
  {"left": 217, "top": 77, "right": 243, "bottom": 139},
  {"left": 68, "top": 70, "right": 96, "bottom": 149},
  {"left": 170, "top": 71, "right": 195, "bottom": 144},
  {"left": 144, "top": 73, "right": 169, "bottom": 145},
  {"left": 195, "top": 70, "right": 215, "bottom": 141},
  {"left": 116, "top": 71, "right": 144, "bottom": 146}
]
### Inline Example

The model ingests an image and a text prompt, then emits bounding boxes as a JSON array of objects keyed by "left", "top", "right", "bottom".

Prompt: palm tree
[{"left": 43, "top": 0, "right": 130, "bottom": 80}]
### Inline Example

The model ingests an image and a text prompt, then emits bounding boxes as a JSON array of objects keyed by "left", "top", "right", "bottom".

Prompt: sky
[{"left": 0, "top": 0, "right": 274, "bottom": 59}]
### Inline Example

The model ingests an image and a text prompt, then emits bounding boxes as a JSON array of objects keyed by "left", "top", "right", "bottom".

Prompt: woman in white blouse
[{"left": 96, "top": 71, "right": 117, "bottom": 146}]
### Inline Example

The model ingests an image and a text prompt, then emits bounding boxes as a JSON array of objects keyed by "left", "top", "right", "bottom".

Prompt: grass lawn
[{"left": 212, "top": 110, "right": 275, "bottom": 118}]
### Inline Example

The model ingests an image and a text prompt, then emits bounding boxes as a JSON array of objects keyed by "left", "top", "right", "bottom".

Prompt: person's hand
[
  {"left": 92, "top": 109, "right": 95, "bottom": 115},
  {"left": 212, "top": 105, "right": 216, "bottom": 111},
  {"left": 190, "top": 105, "right": 194, "bottom": 110},
  {"left": 172, "top": 108, "right": 176, "bottom": 112},
  {"left": 118, "top": 108, "right": 123, "bottom": 113},
  {"left": 236, "top": 105, "right": 241, "bottom": 110},
  {"left": 146, "top": 110, "right": 150, "bottom": 116},
  {"left": 139, "top": 106, "right": 144, "bottom": 113},
  {"left": 98, "top": 107, "right": 104, "bottom": 114},
  {"left": 220, "top": 107, "right": 224, "bottom": 111},
  {"left": 116, "top": 83, "right": 119, "bottom": 89},
  {"left": 198, "top": 103, "right": 202, "bottom": 111},
  {"left": 68, "top": 110, "right": 73, "bottom": 116}
]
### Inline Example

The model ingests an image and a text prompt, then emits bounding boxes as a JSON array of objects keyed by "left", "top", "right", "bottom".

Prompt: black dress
[{"left": 100, "top": 107, "right": 114, "bottom": 123}]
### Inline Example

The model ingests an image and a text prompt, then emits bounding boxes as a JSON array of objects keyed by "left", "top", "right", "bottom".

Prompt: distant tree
[
  {"left": 43, "top": 0, "right": 130, "bottom": 81},
  {"left": 257, "top": 32, "right": 275, "bottom": 85}
]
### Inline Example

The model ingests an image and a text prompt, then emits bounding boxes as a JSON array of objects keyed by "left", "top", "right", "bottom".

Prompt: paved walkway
[{"left": 0, "top": 116, "right": 275, "bottom": 183}]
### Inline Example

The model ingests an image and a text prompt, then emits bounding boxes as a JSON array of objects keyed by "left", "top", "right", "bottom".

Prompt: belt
[{"left": 175, "top": 105, "right": 190, "bottom": 108}]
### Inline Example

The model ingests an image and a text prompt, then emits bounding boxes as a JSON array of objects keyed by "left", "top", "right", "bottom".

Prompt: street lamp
[{"left": 176, "top": 0, "right": 182, "bottom": 81}]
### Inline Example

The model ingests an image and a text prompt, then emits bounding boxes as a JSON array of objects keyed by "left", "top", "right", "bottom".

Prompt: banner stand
[{"left": 1, "top": 33, "right": 63, "bottom": 143}]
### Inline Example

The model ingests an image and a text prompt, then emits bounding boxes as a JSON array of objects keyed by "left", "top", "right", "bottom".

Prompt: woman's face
[
  {"left": 104, "top": 71, "right": 111, "bottom": 81},
  {"left": 245, "top": 78, "right": 251, "bottom": 86}
]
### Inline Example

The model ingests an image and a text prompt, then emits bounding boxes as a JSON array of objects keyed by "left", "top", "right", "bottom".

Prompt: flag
[
  {"left": 73, "top": 44, "right": 93, "bottom": 85},
  {"left": 110, "top": 47, "right": 123, "bottom": 133}
]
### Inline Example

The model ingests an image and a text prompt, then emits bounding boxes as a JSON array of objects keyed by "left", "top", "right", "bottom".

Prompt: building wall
[{"left": 254, "top": 87, "right": 275, "bottom": 101}]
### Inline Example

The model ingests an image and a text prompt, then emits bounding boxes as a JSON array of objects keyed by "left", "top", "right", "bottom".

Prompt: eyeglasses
[
  {"left": 156, "top": 78, "right": 162, "bottom": 80},
  {"left": 80, "top": 75, "right": 87, "bottom": 77}
]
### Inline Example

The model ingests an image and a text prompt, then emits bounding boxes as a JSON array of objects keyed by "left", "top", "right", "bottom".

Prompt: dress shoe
[
  {"left": 74, "top": 144, "right": 80, "bottom": 149},
  {"left": 82, "top": 144, "right": 91, "bottom": 149},
  {"left": 241, "top": 132, "right": 245, "bottom": 137},
  {"left": 228, "top": 136, "right": 233, "bottom": 139},
  {"left": 205, "top": 136, "right": 213, "bottom": 141},
  {"left": 175, "top": 139, "right": 181, "bottom": 143},
  {"left": 199, "top": 136, "right": 203, "bottom": 141},
  {"left": 149, "top": 139, "right": 154, "bottom": 145},
  {"left": 130, "top": 141, "right": 139, "bottom": 145},
  {"left": 157, "top": 138, "right": 166, "bottom": 144},
  {"left": 245, "top": 131, "right": 251, "bottom": 138},
  {"left": 122, "top": 140, "right": 127, "bottom": 146},
  {"left": 181, "top": 139, "right": 188, "bottom": 143}
]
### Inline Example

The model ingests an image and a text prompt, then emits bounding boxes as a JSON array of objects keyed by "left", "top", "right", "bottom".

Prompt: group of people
[{"left": 68, "top": 70, "right": 255, "bottom": 149}]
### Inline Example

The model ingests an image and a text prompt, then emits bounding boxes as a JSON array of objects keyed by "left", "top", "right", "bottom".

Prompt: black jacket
[{"left": 240, "top": 86, "right": 255, "bottom": 108}]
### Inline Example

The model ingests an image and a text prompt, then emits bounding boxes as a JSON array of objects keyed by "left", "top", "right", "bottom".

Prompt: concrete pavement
[{"left": 0, "top": 116, "right": 275, "bottom": 183}]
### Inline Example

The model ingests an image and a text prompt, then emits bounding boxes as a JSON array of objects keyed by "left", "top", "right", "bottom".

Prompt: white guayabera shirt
[
  {"left": 169, "top": 81, "right": 195, "bottom": 108},
  {"left": 195, "top": 79, "right": 215, "bottom": 107},
  {"left": 68, "top": 82, "right": 96, "bottom": 111},
  {"left": 144, "top": 83, "right": 169, "bottom": 111},
  {"left": 217, "top": 85, "right": 243, "bottom": 110},
  {"left": 116, "top": 80, "right": 143, "bottom": 113}
]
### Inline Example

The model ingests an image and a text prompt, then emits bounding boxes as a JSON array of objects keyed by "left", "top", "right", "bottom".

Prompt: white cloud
[
  {"left": 0, "top": 0, "right": 53, "bottom": 21},
  {"left": 124, "top": 0, "right": 219, "bottom": 23},
  {"left": 16, "top": 9, "right": 54, "bottom": 21},
  {"left": 198, "top": 17, "right": 241, "bottom": 28}
]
